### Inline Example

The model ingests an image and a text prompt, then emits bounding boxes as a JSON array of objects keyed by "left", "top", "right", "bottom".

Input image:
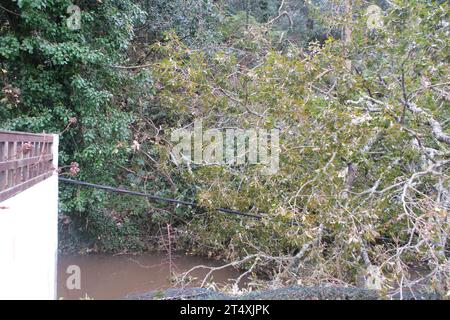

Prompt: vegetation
[{"left": 1, "top": 0, "right": 449, "bottom": 297}]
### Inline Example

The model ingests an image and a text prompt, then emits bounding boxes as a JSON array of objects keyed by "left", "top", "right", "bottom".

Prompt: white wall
[{"left": 0, "top": 135, "right": 58, "bottom": 300}]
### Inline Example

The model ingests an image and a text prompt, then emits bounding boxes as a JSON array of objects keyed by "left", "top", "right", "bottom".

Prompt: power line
[{"left": 59, "top": 177, "right": 265, "bottom": 220}]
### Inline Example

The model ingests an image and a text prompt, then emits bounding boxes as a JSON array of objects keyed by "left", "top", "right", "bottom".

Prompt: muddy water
[{"left": 57, "top": 253, "right": 243, "bottom": 300}]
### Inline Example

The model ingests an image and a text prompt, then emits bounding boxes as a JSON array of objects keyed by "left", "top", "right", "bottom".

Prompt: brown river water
[{"left": 57, "top": 253, "right": 243, "bottom": 300}]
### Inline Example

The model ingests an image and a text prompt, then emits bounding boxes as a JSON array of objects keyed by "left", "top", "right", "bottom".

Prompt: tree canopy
[{"left": 1, "top": 0, "right": 449, "bottom": 297}]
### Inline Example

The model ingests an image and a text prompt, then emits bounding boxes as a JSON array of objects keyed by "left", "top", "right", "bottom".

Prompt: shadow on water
[{"left": 57, "top": 253, "right": 244, "bottom": 300}]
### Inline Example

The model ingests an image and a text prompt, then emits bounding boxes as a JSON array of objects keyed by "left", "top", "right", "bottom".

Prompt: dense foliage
[
  {"left": 0, "top": 0, "right": 151, "bottom": 251},
  {"left": 1, "top": 0, "right": 449, "bottom": 297},
  {"left": 142, "top": 0, "right": 450, "bottom": 295}
]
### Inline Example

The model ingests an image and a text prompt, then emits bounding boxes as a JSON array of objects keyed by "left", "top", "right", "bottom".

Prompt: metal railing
[{"left": 0, "top": 131, "right": 55, "bottom": 202}]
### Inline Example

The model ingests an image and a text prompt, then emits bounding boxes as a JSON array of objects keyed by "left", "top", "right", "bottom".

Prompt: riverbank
[{"left": 126, "top": 286, "right": 442, "bottom": 300}]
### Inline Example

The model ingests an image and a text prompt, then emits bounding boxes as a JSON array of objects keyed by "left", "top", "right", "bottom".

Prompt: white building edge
[{"left": 0, "top": 132, "right": 59, "bottom": 300}]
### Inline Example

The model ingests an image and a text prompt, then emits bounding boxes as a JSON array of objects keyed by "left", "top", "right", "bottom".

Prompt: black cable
[{"left": 59, "top": 177, "right": 264, "bottom": 220}]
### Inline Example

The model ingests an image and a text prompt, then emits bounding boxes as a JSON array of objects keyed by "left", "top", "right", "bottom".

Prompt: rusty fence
[{"left": 0, "top": 131, "right": 55, "bottom": 202}]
